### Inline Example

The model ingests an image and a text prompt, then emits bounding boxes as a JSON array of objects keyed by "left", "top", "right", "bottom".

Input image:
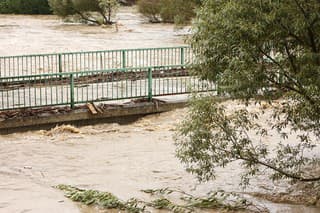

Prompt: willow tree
[
  {"left": 176, "top": 0, "right": 320, "bottom": 186},
  {"left": 49, "top": 0, "right": 119, "bottom": 25}
]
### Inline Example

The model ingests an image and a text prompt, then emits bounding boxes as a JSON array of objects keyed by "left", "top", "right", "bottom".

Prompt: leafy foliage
[
  {"left": 56, "top": 185, "right": 144, "bottom": 212},
  {"left": 159, "top": 0, "right": 198, "bottom": 24},
  {"left": 176, "top": 0, "right": 320, "bottom": 186},
  {"left": 142, "top": 187, "right": 267, "bottom": 212},
  {"left": 57, "top": 185, "right": 265, "bottom": 212},
  {"left": 48, "top": 0, "right": 119, "bottom": 25},
  {"left": 0, "top": 0, "right": 51, "bottom": 14},
  {"left": 137, "top": 0, "right": 199, "bottom": 24},
  {"left": 137, "top": 0, "right": 161, "bottom": 23}
]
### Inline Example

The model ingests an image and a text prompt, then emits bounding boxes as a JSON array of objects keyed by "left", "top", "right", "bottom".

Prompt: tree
[
  {"left": 48, "top": 0, "right": 119, "bottom": 25},
  {"left": 159, "top": 0, "right": 197, "bottom": 24},
  {"left": 175, "top": 0, "right": 320, "bottom": 186},
  {"left": 0, "top": 0, "right": 51, "bottom": 14},
  {"left": 137, "top": 0, "right": 200, "bottom": 24},
  {"left": 119, "top": 0, "right": 136, "bottom": 6},
  {"left": 137, "top": 0, "right": 161, "bottom": 23}
]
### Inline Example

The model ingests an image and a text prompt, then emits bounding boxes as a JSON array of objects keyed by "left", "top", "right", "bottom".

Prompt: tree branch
[
  {"left": 214, "top": 127, "right": 320, "bottom": 182},
  {"left": 283, "top": 41, "right": 298, "bottom": 74},
  {"left": 277, "top": 20, "right": 305, "bottom": 46},
  {"left": 257, "top": 46, "right": 300, "bottom": 87},
  {"left": 74, "top": 10, "right": 99, "bottom": 25},
  {"left": 209, "top": 112, "right": 320, "bottom": 182},
  {"left": 293, "top": 0, "right": 318, "bottom": 52},
  {"left": 241, "top": 155, "right": 320, "bottom": 182}
]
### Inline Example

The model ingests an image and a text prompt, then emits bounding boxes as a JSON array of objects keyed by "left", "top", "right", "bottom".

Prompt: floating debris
[{"left": 43, "top": 125, "right": 81, "bottom": 136}]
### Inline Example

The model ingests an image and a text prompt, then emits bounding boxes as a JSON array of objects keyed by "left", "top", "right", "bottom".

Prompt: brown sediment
[
  {"left": 0, "top": 102, "right": 319, "bottom": 212},
  {"left": 0, "top": 7, "right": 186, "bottom": 57}
]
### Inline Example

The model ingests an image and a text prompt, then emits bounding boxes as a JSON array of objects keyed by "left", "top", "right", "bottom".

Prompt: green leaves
[
  {"left": 142, "top": 187, "right": 266, "bottom": 212},
  {"left": 177, "top": 0, "right": 320, "bottom": 186},
  {"left": 48, "top": 0, "right": 119, "bottom": 25},
  {"left": 191, "top": 0, "right": 320, "bottom": 102},
  {"left": 56, "top": 185, "right": 124, "bottom": 209},
  {"left": 175, "top": 94, "right": 320, "bottom": 186},
  {"left": 57, "top": 185, "right": 265, "bottom": 212},
  {"left": 0, "top": 0, "right": 51, "bottom": 14},
  {"left": 56, "top": 185, "right": 144, "bottom": 212},
  {"left": 137, "top": 0, "right": 199, "bottom": 24}
]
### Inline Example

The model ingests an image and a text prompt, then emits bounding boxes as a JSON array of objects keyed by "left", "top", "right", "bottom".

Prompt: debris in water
[
  {"left": 43, "top": 125, "right": 81, "bottom": 136},
  {"left": 56, "top": 184, "right": 268, "bottom": 213}
]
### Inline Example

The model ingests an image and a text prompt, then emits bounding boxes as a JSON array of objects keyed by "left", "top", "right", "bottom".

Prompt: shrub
[
  {"left": 137, "top": 0, "right": 199, "bottom": 24},
  {"left": 48, "top": 0, "right": 119, "bottom": 25},
  {"left": 0, "top": 0, "right": 51, "bottom": 14},
  {"left": 137, "top": 0, "right": 160, "bottom": 23}
]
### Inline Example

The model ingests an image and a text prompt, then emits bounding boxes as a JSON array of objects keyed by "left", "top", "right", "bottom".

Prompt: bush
[
  {"left": 119, "top": 0, "right": 136, "bottom": 6},
  {"left": 49, "top": 0, "right": 119, "bottom": 25},
  {"left": 0, "top": 0, "right": 51, "bottom": 14},
  {"left": 137, "top": 0, "right": 161, "bottom": 23},
  {"left": 158, "top": 0, "right": 175, "bottom": 23},
  {"left": 137, "top": 0, "right": 198, "bottom": 24}
]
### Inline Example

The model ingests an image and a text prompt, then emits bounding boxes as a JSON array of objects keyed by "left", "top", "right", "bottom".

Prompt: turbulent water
[
  {"left": 0, "top": 106, "right": 319, "bottom": 213},
  {"left": 0, "top": 7, "right": 185, "bottom": 56},
  {"left": 1, "top": 104, "right": 319, "bottom": 213},
  {"left": 0, "top": 7, "right": 319, "bottom": 213}
]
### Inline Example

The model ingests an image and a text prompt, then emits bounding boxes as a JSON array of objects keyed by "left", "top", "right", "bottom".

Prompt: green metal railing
[
  {"left": 0, "top": 65, "right": 215, "bottom": 110},
  {"left": 0, "top": 46, "right": 193, "bottom": 77},
  {"left": 0, "top": 46, "right": 217, "bottom": 111}
]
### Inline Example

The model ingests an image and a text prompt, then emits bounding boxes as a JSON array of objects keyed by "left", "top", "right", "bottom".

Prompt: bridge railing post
[
  {"left": 100, "top": 53, "right": 104, "bottom": 70},
  {"left": 180, "top": 47, "right": 185, "bottom": 67},
  {"left": 148, "top": 67, "right": 153, "bottom": 101},
  {"left": 58, "top": 54, "right": 63, "bottom": 79},
  {"left": 122, "top": 50, "right": 126, "bottom": 68},
  {"left": 58, "top": 54, "right": 62, "bottom": 73},
  {"left": 70, "top": 73, "right": 75, "bottom": 108}
]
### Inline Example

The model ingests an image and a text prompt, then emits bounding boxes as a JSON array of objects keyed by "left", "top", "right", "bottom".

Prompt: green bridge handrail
[
  {"left": 0, "top": 46, "right": 193, "bottom": 78},
  {"left": 0, "top": 46, "right": 190, "bottom": 59},
  {"left": 0, "top": 46, "right": 217, "bottom": 111},
  {"left": 0, "top": 64, "right": 187, "bottom": 80},
  {"left": 0, "top": 65, "right": 215, "bottom": 111}
]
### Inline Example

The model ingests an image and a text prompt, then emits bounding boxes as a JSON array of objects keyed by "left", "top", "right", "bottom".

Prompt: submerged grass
[
  {"left": 56, "top": 185, "right": 144, "bottom": 213},
  {"left": 56, "top": 185, "right": 268, "bottom": 212}
]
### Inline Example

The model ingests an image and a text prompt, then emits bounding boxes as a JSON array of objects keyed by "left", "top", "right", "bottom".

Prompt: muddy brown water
[
  {"left": 1, "top": 106, "right": 319, "bottom": 213},
  {"left": 0, "top": 7, "right": 185, "bottom": 56},
  {"left": 0, "top": 6, "right": 319, "bottom": 213}
]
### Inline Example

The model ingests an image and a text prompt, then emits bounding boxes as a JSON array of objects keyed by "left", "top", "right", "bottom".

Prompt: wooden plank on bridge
[{"left": 87, "top": 103, "right": 98, "bottom": 115}]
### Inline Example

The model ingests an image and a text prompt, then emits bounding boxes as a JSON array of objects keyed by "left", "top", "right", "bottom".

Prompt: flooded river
[
  {"left": 0, "top": 107, "right": 315, "bottom": 212},
  {"left": 0, "top": 7, "right": 185, "bottom": 56},
  {"left": 0, "top": 6, "right": 319, "bottom": 213},
  {"left": 1, "top": 104, "right": 319, "bottom": 213}
]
